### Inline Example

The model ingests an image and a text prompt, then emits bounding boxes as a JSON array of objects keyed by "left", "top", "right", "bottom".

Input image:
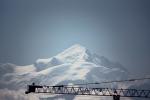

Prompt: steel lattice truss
[{"left": 25, "top": 85, "right": 150, "bottom": 98}]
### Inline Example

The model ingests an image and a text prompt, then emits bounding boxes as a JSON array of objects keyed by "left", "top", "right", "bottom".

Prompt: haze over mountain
[{"left": 0, "top": 44, "right": 149, "bottom": 100}]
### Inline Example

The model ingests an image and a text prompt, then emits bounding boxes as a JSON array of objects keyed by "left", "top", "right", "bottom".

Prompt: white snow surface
[{"left": 1, "top": 44, "right": 148, "bottom": 100}]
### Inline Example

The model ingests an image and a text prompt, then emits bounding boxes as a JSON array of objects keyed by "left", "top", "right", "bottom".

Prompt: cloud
[
  {"left": 0, "top": 54, "right": 149, "bottom": 100},
  {"left": 0, "top": 89, "right": 39, "bottom": 100},
  {"left": 0, "top": 63, "right": 15, "bottom": 76}
]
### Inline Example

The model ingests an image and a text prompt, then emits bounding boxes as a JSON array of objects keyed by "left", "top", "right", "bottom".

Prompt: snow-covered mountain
[
  {"left": 1, "top": 44, "right": 148, "bottom": 100},
  {"left": 19, "top": 44, "right": 128, "bottom": 86}
]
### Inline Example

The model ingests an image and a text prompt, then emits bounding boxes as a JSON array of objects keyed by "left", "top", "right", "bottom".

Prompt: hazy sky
[{"left": 0, "top": 0, "right": 150, "bottom": 76}]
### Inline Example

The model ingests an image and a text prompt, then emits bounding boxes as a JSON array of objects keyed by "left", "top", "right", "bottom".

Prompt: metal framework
[{"left": 25, "top": 84, "right": 150, "bottom": 100}]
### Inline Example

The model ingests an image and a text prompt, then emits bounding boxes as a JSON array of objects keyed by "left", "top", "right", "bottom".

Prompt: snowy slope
[
  {"left": 0, "top": 44, "right": 145, "bottom": 100},
  {"left": 28, "top": 44, "right": 128, "bottom": 86}
]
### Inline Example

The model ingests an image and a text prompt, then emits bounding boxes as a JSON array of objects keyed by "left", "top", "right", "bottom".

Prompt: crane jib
[{"left": 25, "top": 83, "right": 150, "bottom": 100}]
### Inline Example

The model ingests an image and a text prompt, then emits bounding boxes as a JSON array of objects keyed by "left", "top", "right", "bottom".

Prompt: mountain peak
[
  {"left": 56, "top": 44, "right": 91, "bottom": 63},
  {"left": 66, "top": 44, "right": 86, "bottom": 51},
  {"left": 70, "top": 44, "right": 85, "bottom": 48},
  {"left": 57, "top": 44, "right": 86, "bottom": 56}
]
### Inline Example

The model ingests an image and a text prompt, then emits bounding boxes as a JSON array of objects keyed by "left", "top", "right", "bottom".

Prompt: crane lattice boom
[{"left": 25, "top": 83, "right": 150, "bottom": 100}]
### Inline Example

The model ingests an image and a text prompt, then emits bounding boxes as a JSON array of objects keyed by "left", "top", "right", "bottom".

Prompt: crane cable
[{"left": 62, "top": 77, "right": 150, "bottom": 86}]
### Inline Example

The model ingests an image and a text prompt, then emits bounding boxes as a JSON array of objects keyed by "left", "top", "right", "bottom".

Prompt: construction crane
[{"left": 25, "top": 78, "right": 150, "bottom": 100}]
